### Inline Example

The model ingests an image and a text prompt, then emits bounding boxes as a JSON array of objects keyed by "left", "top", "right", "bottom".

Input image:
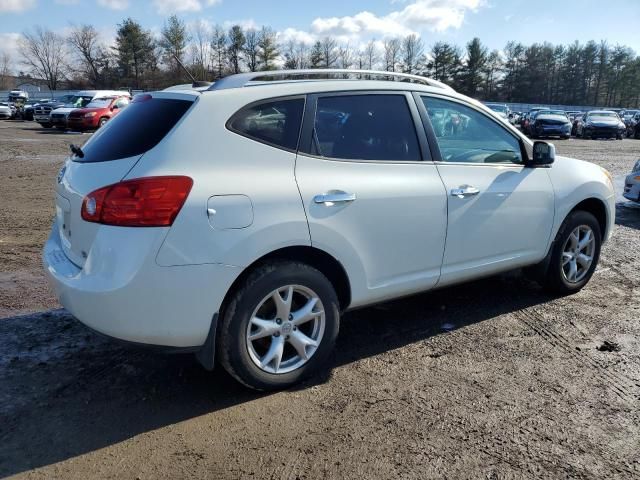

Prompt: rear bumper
[{"left": 43, "top": 220, "right": 240, "bottom": 347}]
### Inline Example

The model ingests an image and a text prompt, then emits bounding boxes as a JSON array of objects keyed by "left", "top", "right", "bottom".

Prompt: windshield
[
  {"left": 68, "top": 95, "right": 94, "bottom": 108},
  {"left": 542, "top": 110, "right": 567, "bottom": 116},
  {"left": 588, "top": 112, "right": 618, "bottom": 119},
  {"left": 85, "top": 98, "right": 113, "bottom": 109},
  {"left": 488, "top": 105, "right": 507, "bottom": 113}
]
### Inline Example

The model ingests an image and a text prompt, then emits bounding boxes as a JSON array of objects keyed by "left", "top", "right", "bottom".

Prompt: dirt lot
[{"left": 1, "top": 121, "right": 639, "bottom": 479}]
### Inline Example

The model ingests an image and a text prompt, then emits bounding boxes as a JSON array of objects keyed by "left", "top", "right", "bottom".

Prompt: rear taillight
[{"left": 81, "top": 176, "right": 193, "bottom": 227}]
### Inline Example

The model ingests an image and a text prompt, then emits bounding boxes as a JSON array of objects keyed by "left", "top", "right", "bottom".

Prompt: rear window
[
  {"left": 74, "top": 96, "right": 192, "bottom": 163},
  {"left": 228, "top": 98, "right": 304, "bottom": 151}
]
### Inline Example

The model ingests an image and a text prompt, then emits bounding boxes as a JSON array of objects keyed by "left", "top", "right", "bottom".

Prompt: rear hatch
[{"left": 54, "top": 92, "right": 197, "bottom": 267}]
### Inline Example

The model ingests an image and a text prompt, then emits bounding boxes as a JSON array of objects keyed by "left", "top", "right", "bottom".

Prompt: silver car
[
  {"left": 0, "top": 102, "right": 11, "bottom": 119},
  {"left": 623, "top": 159, "right": 640, "bottom": 203}
]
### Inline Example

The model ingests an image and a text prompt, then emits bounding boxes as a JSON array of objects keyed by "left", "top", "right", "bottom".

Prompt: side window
[
  {"left": 312, "top": 94, "right": 421, "bottom": 161},
  {"left": 228, "top": 98, "right": 304, "bottom": 151},
  {"left": 422, "top": 97, "right": 522, "bottom": 164}
]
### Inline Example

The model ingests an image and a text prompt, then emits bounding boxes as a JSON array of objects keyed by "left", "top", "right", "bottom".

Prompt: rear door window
[
  {"left": 311, "top": 94, "right": 421, "bottom": 161},
  {"left": 75, "top": 96, "right": 193, "bottom": 163},
  {"left": 228, "top": 98, "right": 305, "bottom": 151}
]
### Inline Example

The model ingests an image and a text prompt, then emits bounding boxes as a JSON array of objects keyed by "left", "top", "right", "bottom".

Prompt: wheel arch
[
  {"left": 223, "top": 246, "right": 352, "bottom": 314},
  {"left": 569, "top": 197, "right": 608, "bottom": 240}
]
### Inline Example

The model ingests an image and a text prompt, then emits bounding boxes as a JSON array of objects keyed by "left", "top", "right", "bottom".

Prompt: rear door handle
[
  {"left": 313, "top": 191, "right": 356, "bottom": 206},
  {"left": 451, "top": 185, "right": 480, "bottom": 199}
]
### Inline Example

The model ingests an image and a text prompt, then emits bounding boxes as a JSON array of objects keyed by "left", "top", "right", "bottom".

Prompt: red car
[{"left": 67, "top": 95, "right": 131, "bottom": 131}]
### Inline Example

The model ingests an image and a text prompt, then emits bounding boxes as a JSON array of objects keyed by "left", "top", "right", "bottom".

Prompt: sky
[{"left": 1, "top": 0, "right": 639, "bottom": 70}]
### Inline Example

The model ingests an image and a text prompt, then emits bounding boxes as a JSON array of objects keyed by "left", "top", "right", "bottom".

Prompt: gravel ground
[{"left": 1, "top": 121, "right": 639, "bottom": 479}]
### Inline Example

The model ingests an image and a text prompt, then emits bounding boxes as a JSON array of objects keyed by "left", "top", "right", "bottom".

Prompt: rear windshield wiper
[{"left": 70, "top": 144, "right": 84, "bottom": 158}]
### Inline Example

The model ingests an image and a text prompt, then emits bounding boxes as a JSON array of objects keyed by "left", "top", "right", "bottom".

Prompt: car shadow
[
  {"left": 0, "top": 272, "right": 553, "bottom": 477},
  {"left": 615, "top": 202, "right": 640, "bottom": 230}
]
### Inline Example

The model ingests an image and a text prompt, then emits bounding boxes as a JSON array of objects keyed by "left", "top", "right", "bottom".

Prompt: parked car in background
[
  {"left": 486, "top": 103, "right": 510, "bottom": 122},
  {"left": 44, "top": 69, "right": 615, "bottom": 390},
  {"left": 67, "top": 95, "right": 131, "bottom": 131},
  {"left": 8, "top": 90, "right": 28, "bottom": 103},
  {"left": 0, "top": 102, "right": 11, "bottom": 119},
  {"left": 521, "top": 107, "right": 550, "bottom": 134},
  {"left": 632, "top": 112, "right": 640, "bottom": 139},
  {"left": 575, "top": 110, "right": 626, "bottom": 139},
  {"left": 621, "top": 109, "right": 639, "bottom": 136},
  {"left": 50, "top": 90, "right": 126, "bottom": 129},
  {"left": 24, "top": 99, "right": 53, "bottom": 121},
  {"left": 34, "top": 95, "right": 74, "bottom": 128},
  {"left": 508, "top": 111, "right": 521, "bottom": 125},
  {"left": 623, "top": 159, "right": 640, "bottom": 203},
  {"left": 529, "top": 110, "right": 572, "bottom": 139}
]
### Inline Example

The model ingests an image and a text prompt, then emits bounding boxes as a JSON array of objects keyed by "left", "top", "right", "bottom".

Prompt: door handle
[
  {"left": 450, "top": 185, "right": 480, "bottom": 199},
  {"left": 313, "top": 191, "right": 356, "bottom": 206}
]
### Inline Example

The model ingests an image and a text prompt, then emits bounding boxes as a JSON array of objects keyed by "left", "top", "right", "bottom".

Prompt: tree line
[{"left": 6, "top": 17, "right": 640, "bottom": 108}]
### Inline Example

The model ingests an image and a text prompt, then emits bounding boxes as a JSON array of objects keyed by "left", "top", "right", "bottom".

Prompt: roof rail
[{"left": 208, "top": 69, "right": 455, "bottom": 92}]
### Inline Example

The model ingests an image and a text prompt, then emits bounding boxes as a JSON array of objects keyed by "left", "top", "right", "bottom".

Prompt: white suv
[{"left": 44, "top": 70, "right": 615, "bottom": 390}]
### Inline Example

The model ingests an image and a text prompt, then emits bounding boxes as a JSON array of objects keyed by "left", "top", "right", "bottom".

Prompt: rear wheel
[
  {"left": 538, "top": 210, "right": 601, "bottom": 294},
  {"left": 218, "top": 261, "right": 340, "bottom": 391}
]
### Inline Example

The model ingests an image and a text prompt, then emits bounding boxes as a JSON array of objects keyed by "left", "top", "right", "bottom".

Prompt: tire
[
  {"left": 98, "top": 117, "right": 108, "bottom": 128},
  {"left": 538, "top": 210, "right": 601, "bottom": 295},
  {"left": 217, "top": 261, "right": 340, "bottom": 391},
  {"left": 616, "top": 134, "right": 623, "bottom": 140},
  {"left": 41, "top": 124, "right": 52, "bottom": 129}
]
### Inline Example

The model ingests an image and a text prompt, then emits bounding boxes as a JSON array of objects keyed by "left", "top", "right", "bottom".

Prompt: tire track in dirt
[{"left": 514, "top": 306, "right": 638, "bottom": 404}]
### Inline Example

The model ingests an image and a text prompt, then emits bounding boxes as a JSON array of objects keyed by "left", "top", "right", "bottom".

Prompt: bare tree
[
  {"left": 401, "top": 34, "right": 423, "bottom": 74},
  {"left": 0, "top": 51, "right": 12, "bottom": 89},
  {"left": 190, "top": 20, "right": 210, "bottom": 80},
  {"left": 363, "top": 39, "right": 378, "bottom": 70},
  {"left": 282, "top": 39, "right": 299, "bottom": 69},
  {"left": 383, "top": 38, "right": 401, "bottom": 72},
  {"left": 338, "top": 43, "right": 354, "bottom": 69},
  {"left": 296, "top": 42, "right": 309, "bottom": 69},
  {"left": 320, "top": 36, "right": 338, "bottom": 68},
  {"left": 19, "top": 26, "right": 68, "bottom": 90},
  {"left": 67, "top": 24, "right": 106, "bottom": 87},
  {"left": 244, "top": 28, "right": 259, "bottom": 72}
]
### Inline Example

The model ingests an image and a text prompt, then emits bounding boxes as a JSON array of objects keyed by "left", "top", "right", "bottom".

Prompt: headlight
[
  {"left": 633, "top": 159, "right": 640, "bottom": 173},
  {"left": 84, "top": 112, "right": 97, "bottom": 118},
  {"left": 600, "top": 167, "right": 613, "bottom": 188}
]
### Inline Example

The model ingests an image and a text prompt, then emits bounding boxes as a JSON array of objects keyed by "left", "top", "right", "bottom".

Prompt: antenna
[{"left": 171, "top": 52, "right": 212, "bottom": 88}]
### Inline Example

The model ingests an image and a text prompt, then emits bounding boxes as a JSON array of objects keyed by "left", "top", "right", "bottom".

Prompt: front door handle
[
  {"left": 451, "top": 185, "right": 480, "bottom": 199},
  {"left": 313, "top": 191, "right": 356, "bottom": 206}
]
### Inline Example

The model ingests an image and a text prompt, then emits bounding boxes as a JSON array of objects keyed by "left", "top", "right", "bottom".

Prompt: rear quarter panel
[{"left": 125, "top": 91, "right": 311, "bottom": 268}]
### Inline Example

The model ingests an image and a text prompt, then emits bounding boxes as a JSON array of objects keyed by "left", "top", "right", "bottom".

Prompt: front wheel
[
  {"left": 217, "top": 261, "right": 340, "bottom": 391},
  {"left": 538, "top": 211, "right": 601, "bottom": 294},
  {"left": 98, "top": 117, "right": 108, "bottom": 128}
]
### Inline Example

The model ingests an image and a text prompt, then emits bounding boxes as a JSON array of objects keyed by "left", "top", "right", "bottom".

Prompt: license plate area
[{"left": 56, "top": 194, "right": 72, "bottom": 250}]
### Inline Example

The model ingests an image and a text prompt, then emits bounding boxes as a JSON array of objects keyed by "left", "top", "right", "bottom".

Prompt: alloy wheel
[
  {"left": 561, "top": 225, "right": 595, "bottom": 283},
  {"left": 246, "top": 285, "right": 325, "bottom": 374}
]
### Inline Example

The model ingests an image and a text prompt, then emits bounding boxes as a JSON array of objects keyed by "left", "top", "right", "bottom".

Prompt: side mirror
[
  {"left": 528, "top": 141, "right": 555, "bottom": 167},
  {"left": 111, "top": 105, "right": 119, "bottom": 110}
]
